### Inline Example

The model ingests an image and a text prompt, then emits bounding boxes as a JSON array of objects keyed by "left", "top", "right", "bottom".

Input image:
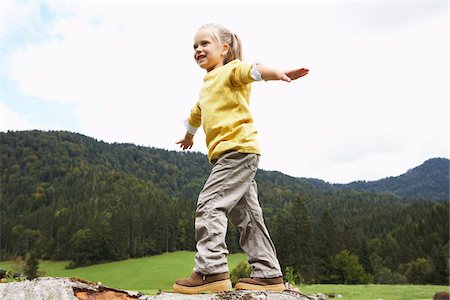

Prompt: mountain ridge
[
  {"left": 1, "top": 129, "right": 448, "bottom": 200},
  {"left": 302, "top": 157, "right": 449, "bottom": 200}
]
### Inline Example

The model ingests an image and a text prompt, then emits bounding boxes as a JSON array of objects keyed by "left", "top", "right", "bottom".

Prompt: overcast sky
[{"left": 1, "top": 0, "right": 448, "bottom": 183}]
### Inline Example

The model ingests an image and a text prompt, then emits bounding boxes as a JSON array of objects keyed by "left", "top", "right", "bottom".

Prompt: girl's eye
[{"left": 193, "top": 40, "right": 210, "bottom": 50}]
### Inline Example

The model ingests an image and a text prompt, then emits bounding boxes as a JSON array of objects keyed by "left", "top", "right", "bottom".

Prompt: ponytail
[{"left": 224, "top": 33, "right": 242, "bottom": 64}]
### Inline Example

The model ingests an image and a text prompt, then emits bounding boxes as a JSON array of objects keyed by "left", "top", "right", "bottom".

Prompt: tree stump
[{"left": 0, "top": 277, "right": 317, "bottom": 300}]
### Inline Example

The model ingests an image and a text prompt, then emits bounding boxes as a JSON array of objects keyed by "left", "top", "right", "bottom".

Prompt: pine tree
[
  {"left": 291, "top": 196, "right": 314, "bottom": 283},
  {"left": 22, "top": 252, "right": 39, "bottom": 279},
  {"left": 315, "top": 208, "right": 339, "bottom": 282},
  {"left": 330, "top": 250, "right": 369, "bottom": 284}
]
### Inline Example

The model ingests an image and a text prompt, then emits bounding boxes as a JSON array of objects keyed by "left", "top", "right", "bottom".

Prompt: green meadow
[
  {"left": 0, "top": 251, "right": 447, "bottom": 299},
  {"left": 0, "top": 251, "right": 246, "bottom": 295}
]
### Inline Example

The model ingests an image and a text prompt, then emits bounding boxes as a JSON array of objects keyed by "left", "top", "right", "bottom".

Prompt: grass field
[
  {"left": 0, "top": 251, "right": 448, "bottom": 299},
  {"left": 299, "top": 284, "right": 449, "bottom": 300},
  {"left": 0, "top": 251, "right": 247, "bottom": 294}
]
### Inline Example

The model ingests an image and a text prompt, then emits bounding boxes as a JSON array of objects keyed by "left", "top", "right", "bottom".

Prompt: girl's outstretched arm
[{"left": 257, "top": 64, "right": 309, "bottom": 82}]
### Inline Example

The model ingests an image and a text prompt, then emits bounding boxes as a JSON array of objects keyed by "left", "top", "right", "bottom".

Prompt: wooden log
[
  {"left": 146, "top": 290, "right": 316, "bottom": 300},
  {"left": 0, "top": 277, "right": 317, "bottom": 300}
]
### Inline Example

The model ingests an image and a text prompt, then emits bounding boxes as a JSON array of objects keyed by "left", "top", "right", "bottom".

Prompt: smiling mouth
[{"left": 196, "top": 55, "right": 206, "bottom": 62}]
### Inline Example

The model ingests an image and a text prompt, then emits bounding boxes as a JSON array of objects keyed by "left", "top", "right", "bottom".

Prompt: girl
[{"left": 174, "top": 23, "right": 308, "bottom": 294}]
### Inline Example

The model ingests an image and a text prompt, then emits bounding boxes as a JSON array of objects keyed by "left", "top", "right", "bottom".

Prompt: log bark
[{"left": 0, "top": 277, "right": 317, "bottom": 300}]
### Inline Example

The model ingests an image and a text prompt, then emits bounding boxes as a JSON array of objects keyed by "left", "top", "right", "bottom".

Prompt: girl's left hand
[
  {"left": 176, "top": 133, "right": 194, "bottom": 150},
  {"left": 285, "top": 68, "right": 309, "bottom": 81}
]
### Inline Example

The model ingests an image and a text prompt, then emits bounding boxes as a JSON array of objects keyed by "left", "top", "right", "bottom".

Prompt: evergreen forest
[{"left": 0, "top": 130, "right": 448, "bottom": 285}]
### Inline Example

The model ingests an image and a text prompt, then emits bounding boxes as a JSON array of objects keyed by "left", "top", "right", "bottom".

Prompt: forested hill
[
  {"left": 1, "top": 130, "right": 447, "bottom": 200},
  {"left": 337, "top": 158, "right": 449, "bottom": 200},
  {"left": 303, "top": 158, "right": 449, "bottom": 200},
  {"left": 1, "top": 130, "right": 448, "bottom": 285}
]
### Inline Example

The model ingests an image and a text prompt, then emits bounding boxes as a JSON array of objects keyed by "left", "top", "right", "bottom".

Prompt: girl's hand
[
  {"left": 176, "top": 133, "right": 194, "bottom": 150},
  {"left": 258, "top": 64, "right": 309, "bottom": 82},
  {"left": 284, "top": 68, "right": 309, "bottom": 82}
]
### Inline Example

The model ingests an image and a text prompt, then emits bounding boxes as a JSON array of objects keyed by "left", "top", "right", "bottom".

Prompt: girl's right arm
[
  {"left": 177, "top": 103, "right": 201, "bottom": 151},
  {"left": 176, "top": 132, "right": 194, "bottom": 150}
]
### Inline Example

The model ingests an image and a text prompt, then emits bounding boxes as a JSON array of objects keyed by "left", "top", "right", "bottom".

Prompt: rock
[
  {"left": 433, "top": 291, "right": 450, "bottom": 300},
  {"left": 0, "top": 277, "right": 317, "bottom": 300}
]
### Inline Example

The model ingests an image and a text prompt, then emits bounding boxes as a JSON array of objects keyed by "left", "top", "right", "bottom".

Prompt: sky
[{"left": 1, "top": 0, "right": 448, "bottom": 184}]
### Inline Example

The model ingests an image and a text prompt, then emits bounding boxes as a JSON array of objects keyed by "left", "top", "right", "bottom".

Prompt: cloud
[
  {"left": 252, "top": 3, "right": 448, "bottom": 182},
  {"left": 335, "top": 2, "right": 448, "bottom": 35},
  {"left": 4, "top": 3, "right": 201, "bottom": 145},
  {"left": 1, "top": 102, "right": 34, "bottom": 131},
  {"left": 3, "top": 1, "right": 448, "bottom": 183},
  {"left": 1, "top": 2, "right": 40, "bottom": 39}
]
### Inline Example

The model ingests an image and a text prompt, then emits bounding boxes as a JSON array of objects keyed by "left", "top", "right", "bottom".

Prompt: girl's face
[{"left": 193, "top": 29, "right": 228, "bottom": 72}]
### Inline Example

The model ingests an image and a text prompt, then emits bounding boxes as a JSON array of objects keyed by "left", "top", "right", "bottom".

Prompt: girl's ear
[{"left": 221, "top": 43, "right": 229, "bottom": 57}]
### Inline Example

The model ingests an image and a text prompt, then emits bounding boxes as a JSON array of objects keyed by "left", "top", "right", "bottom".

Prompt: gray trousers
[{"left": 193, "top": 151, "right": 283, "bottom": 278}]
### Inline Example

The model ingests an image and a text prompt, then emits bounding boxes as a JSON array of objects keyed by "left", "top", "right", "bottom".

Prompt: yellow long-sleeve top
[{"left": 187, "top": 59, "right": 260, "bottom": 162}]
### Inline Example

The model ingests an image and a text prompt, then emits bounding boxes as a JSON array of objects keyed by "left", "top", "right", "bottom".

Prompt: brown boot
[
  {"left": 173, "top": 272, "right": 232, "bottom": 294},
  {"left": 235, "top": 276, "right": 285, "bottom": 291}
]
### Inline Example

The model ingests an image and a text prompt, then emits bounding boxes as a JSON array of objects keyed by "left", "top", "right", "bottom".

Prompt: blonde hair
[{"left": 198, "top": 23, "right": 243, "bottom": 65}]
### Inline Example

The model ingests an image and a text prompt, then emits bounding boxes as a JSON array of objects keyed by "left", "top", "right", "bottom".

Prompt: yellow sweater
[{"left": 188, "top": 60, "right": 260, "bottom": 162}]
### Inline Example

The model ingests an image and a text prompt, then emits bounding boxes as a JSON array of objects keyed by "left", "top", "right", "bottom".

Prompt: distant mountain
[{"left": 303, "top": 158, "right": 449, "bottom": 200}]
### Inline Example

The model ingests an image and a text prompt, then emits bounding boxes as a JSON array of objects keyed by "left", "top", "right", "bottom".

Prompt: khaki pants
[{"left": 193, "top": 151, "right": 282, "bottom": 278}]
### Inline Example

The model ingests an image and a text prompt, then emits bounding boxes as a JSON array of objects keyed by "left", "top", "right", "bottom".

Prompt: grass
[
  {"left": 299, "top": 284, "right": 449, "bottom": 300},
  {"left": 0, "top": 251, "right": 247, "bottom": 295},
  {"left": 1, "top": 251, "right": 448, "bottom": 299}
]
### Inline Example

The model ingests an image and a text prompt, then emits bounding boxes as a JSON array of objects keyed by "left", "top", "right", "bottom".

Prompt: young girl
[{"left": 174, "top": 23, "right": 309, "bottom": 294}]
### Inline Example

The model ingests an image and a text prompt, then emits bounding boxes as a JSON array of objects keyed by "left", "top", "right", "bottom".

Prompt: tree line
[{"left": 0, "top": 130, "right": 448, "bottom": 284}]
